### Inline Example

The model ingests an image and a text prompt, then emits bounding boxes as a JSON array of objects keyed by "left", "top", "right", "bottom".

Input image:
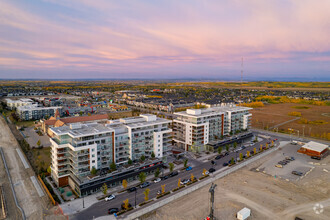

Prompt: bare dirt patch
[{"left": 143, "top": 149, "right": 330, "bottom": 220}]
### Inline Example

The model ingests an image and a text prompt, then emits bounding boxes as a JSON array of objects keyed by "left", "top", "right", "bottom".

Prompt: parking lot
[
  {"left": 256, "top": 142, "right": 319, "bottom": 181},
  {"left": 22, "top": 127, "right": 51, "bottom": 148}
]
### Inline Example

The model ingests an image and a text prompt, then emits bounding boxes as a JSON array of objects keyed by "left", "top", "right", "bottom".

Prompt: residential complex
[
  {"left": 173, "top": 106, "right": 252, "bottom": 151},
  {"left": 50, "top": 114, "right": 171, "bottom": 196},
  {"left": 5, "top": 98, "right": 34, "bottom": 110},
  {"left": 17, "top": 104, "right": 62, "bottom": 120}
]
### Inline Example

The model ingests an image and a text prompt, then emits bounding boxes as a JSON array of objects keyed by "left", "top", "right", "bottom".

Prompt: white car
[
  {"left": 154, "top": 178, "right": 161, "bottom": 183},
  {"left": 105, "top": 194, "right": 115, "bottom": 201},
  {"left": 202, "top": 171, "right": 209, "bottom": 176}
]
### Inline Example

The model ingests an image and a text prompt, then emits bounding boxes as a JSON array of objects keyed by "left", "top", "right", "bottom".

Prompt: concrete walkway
[
  {"left": 269, "top": 117, "right": 300, "bottom": 130},
  {"left": 45, "top": 177, "right": 64, "bottom": 204}
]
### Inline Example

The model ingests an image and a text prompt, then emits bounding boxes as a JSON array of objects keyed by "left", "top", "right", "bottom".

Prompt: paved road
[{"left": 72, "top": 133, "right": 282, "bottom": 220}]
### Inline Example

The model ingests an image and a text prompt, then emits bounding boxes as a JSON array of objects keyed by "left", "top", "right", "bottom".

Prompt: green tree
[
  {"left": 154, "top": 168, "right": 160, "bottom": 177},
  {"left": 225, "top": 144, "right": 229, "bottom": 152},
  {"left": 91, "top": 167, "right": 97, "bottom": 175},
  {"left": 239, "top": 153, "right": 243, "bottom": 161},
  {"left": 128, "top": 158, "right": 133, "bottom": 165},
  {"left": 183, "top": 159, "right": 188, "bottom": 168},
  {"left": 230, "top": 157, "right": 235, "bottom": 165},
  {"left": 138, "top": 172, "right": 146, "bottom": 184},
  {"left": 47, "top": 166, "right": 51, "bottom": 174},
  {"left": 101, "top": 183, "right": 108, "bottom": 195},
  {"left": 169, "top": 163, "right": 175, "bottom": 172},
  {"left": 233, "top": 142, "right": 237, "bottom": 150},
  {"left": 37, "top": 140, "right": 41, "bottom": 147},
  {"left": 217, "top": 146, "right": 222, "bottom": 155},
  {"left": 140, "top": 155, "right": 146, "bottom": 162},
  {"left": 151, "top": 151, "right": 155, "bottom": 158},
  {"left": 110, "top": 162, "right": 116, "bottom": 171}
]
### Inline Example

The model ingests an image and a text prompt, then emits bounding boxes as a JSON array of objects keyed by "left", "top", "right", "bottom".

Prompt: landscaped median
[
  {"left": 186, "top": 179, "right": 198, "bottom": 186},
  {"left": 116, "top": 207, "right": 134, "bottom": 216},
  {"left": 172, "top": 185, "right": 185, "bottom": 192},
  {"left": 156, "top": 191, "right": 171, "bottom": 199},
  {"left": 199, "top": 174, "right": 209, "bottom": 180},
  {"left": 139, "top": 199, "right": 154, "bottom": 206}
]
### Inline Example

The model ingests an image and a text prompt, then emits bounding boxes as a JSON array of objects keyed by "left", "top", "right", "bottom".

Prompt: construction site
[{"left": 142, "top": 143, "right": 330, "bottom": 220}]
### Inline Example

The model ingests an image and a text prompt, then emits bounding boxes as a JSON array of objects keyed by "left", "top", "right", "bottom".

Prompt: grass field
[
  {"left": 251, "top": 103, "right": 330, "bottom": 140},
  {"left": 29, "top": 147, "right": 51, "bottom": 173}
]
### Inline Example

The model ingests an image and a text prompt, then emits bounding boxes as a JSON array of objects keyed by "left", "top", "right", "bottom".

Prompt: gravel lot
[{"left": 142, "top": 141, "right": 330, "bottom": 220}]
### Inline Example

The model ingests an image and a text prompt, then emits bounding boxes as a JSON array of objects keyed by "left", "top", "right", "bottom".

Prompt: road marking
[
  {"left": 30, "top": 176, "right": 45, "bottom": 197},
  {"left": 16, "top": 148, "right": 29, "bottom": 169}
]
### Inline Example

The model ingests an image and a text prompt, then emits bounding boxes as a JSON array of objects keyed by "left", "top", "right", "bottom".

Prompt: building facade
[
  {"left": 173, "top": 106, "right": 252, "bottom": 151},
  {"left": 49, "top": 114, "right": 171, "bottom": 196},
  {"left": 17, "top": 104, "right": 62, "bottom": 120}
]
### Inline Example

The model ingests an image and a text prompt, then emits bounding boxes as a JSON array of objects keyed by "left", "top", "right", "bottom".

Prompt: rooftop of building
[
  {"left": 174, "top": 105, "right": 252, "bottom": 117},
  {"left": 109, "top": 114, "right": 170, "bottom": 128},
  {"left": 44, "top": 114, "right": 108, "bottom": 126},
  {"left": 51, "top": 123, "right": 113, "bottom": 138},
  {"left": 301, "top": 141, "right": 329, "bottom": 153},
  {"left": 17, "top": 104, "right": 62, "bottom": 111}
]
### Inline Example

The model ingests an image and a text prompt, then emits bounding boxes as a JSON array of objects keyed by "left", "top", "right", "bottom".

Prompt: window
[
  {"left": 92, "top": 160, "right": 95, "bottom": 163},
  {"left": 92, "top": 149, "right": 95, "bottom": 152},
  {"left": 158, "top": 149, "right": 160, "bottom": 151}
]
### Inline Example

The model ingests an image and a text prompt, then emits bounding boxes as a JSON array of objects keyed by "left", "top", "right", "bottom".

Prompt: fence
[
  {"left": 37, "top": 175, "right": 56, "bottom": 205},
  {"left": 124, "top": 145, "right": 279, "bottom": 220}
]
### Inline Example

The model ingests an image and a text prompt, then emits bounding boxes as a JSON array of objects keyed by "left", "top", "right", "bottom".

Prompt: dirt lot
[
  {"left": 0, "top": 117, "right": 50, "bottom": 219},
  {"left": 144, "top": 145, "right": 330, "bottom": 220},
  {"left": 251, "top": 103, "right": 330, "bottom": 140}
]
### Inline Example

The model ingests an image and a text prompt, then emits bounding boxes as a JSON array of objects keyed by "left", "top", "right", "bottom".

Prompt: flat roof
[
  {"left": 51, "top": 123, "right": 113, "bottom": 138},
  {"left": 301, "top": 141, "right": 329, "bottom": 152}
]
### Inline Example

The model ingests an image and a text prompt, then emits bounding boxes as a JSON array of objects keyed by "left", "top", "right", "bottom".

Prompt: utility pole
[
  {"left": 240, "top": 57, "right": 243, "bottom": 103},
  {"left": 209, "top": 183, "right": 217, "bottom": 220}
]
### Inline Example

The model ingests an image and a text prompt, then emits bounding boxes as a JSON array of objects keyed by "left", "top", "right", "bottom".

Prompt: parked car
[
  {"left": 241, "top": 146, "right": 246, "bottom": 149},
  {"left": 224, "top": 152, "right": 229, "bottom": 156},
  {"left": 211, "top": 160, "right": 216, "bottom": 165},
  {"left": 108, "top": 208, "right": 119, "bottom": 214},
  {"left": 223, "top": 162, "right": 228, "bottom": 166},
  {"left": 186, "top": 166, "right": 192, "bottom": 171},
  {"left": 202, "top": 171, "right": 210, "bottom": 175},
  {"left": 121, "top": 203, "right": 132, "bottom": 210},
  {"left": 127, "top": 187, "right": 137, "bottom": 192},
  {"left": 105, "top": 194, "right": 116, "bottom": 201},
  {"left": 180, "top": 179, "right": 190, "bottom": 185},
  {"left": 290, "top": 156, "right": 295, "bottom": 161},
  {"left": 153, "top": 178, "right": 161, "bottom": 183},
  {"left": 215, "top": 155, "right": 222, "bottom": 160},
  {"left": 311, "top": 156, "right": 321, "bottom": 160},
  {"left": 275, "top": 164, "right": 283, "bottom": 168},
  {"left": 140, "top": 182, "right": 150, "bottom": 188},
  {"left": 292, "top": 171, "right": 303, "bottom": 176},
  {"left": 209, "top": 168, "right": 216, "bottom": 173},
  {"left": 161, "top": 175, "right": 169, "bottom": 180},
  {"left": 157, "top": 190, "right": 161, "bottom": 195},
  {"left": 169, "top": 171, "right": 178, "bottom": 177}
]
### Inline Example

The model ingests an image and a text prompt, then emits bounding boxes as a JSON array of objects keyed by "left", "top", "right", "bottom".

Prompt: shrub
[{"left": 288, "top": 111, "right": 302, "bottom": 117}]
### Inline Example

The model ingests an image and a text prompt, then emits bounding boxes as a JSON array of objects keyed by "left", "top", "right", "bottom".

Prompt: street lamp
[{"left": 134, "top": 188, "right": 138, "bottom": 208}]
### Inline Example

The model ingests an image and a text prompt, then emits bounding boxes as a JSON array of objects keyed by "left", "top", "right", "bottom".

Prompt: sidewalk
[{"left": 61, "top": 165, "right": 179, "bottom": 215}]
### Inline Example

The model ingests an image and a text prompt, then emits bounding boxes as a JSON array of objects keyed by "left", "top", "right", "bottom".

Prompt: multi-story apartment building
[
  {"left": 107, "top": 114, "right": 172, "bottom": 160},
  {"left": 17, "top": 104, "right": 62, "bottom": 120},
  {"left": 173, "top": 106, "right": 252, "bottom": 151},
  {"left": 50, "top": 114, "right": 171, "bottom": 196},
  {"left": 5, "top": 98, "right": 34, "bottom": 110}
]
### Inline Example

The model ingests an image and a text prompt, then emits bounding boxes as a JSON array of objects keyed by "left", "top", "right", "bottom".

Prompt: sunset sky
[{"left": 0, "top": 0, "right": 329, "bottom": 80}]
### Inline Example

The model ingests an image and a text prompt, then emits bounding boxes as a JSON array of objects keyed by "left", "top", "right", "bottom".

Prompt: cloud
[{"left": 0, "top": 0, "right": 329, "bottom": 79}]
